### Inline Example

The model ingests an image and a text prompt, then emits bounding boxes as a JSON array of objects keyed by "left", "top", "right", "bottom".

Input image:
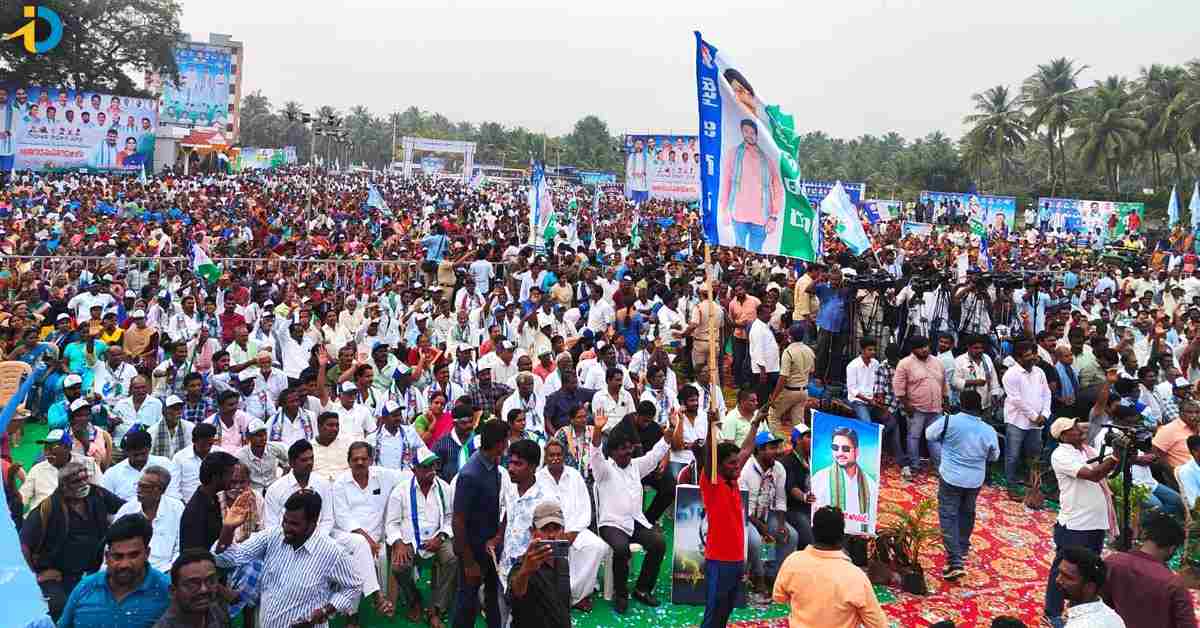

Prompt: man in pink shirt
[
  {"left": 720, "top": 118, "right": 783, "bottom": 254},
  {"left": 892, "top": 336, "right": 945, "bottom": 479}
]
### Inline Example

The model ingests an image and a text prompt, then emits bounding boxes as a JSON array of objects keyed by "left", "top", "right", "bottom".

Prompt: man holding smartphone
[{"left": 507, "top": 501, "right": 571, "bottom": 628}]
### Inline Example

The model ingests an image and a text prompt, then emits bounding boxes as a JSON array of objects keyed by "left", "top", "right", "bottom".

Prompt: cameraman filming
[
  {"left": 1043, "top": 416, "right": 1121, "bottom": 628},
  {"left": 1092, "top": 405, "right": 1182, "bottom": 518},
  {"left": 952, "top": 274, "right": 994, "bottom": 338}
]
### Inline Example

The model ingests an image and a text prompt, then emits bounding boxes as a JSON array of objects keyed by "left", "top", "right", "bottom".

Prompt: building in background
[{"left": 145, "top": 33, "right": 244, "bottom": 173}]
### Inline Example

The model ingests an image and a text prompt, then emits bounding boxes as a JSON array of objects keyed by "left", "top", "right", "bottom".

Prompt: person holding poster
[
  {"left": 720, "top": 118, "right": 783, "bottom": 254},
  {"left": 810, "top": 412, "right": 882, "bottom": 535}
]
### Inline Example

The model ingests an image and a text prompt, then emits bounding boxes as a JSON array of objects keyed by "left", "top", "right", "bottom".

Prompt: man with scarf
[
  {"left": 739, "top": 429, "right": 796, "bottom": 599},
  {"left": 719, "top": 118, "right": 782, "bottom": 254},
  {"left": 811, "top": 426, "right": 877, "bottom": 535}
]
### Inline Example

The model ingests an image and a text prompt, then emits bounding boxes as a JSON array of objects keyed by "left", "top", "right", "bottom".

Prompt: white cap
[
  {"left": 56, "top": 313, "right": 70, "bottom": 322},
  {"left": 68, "top": 398, "right": 90, "bottom": 413},
  {"left": 165, "top": 395, "right": 184, "bottom": 408},
  {"left": 339, "top": 381, "right": 357, "bottom": 394},
  {"left": 62, "top": 374, "right": 82, "bottom": 388},
  {"left": 247, "top": 418, "right": 268, "bottom": 434},
  {"left": 130, "top": 309, "right": 146, "bottom": 318},
  {"left": 124, "top": 290, "right": 136, "bottom": 298},
  {"left": 238, "top": 369, "right": 258, "bottom": 382},
  {"left": 381, "top": 400, "right": 402, "bottom": 416},
  {"left": 1175, "top": 377, "right": 1191, "bottom": 388}
]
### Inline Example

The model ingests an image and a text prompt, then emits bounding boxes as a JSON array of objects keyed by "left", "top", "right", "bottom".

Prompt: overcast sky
[{"left": 180, "top": 0, "right": 1200, "bottom": 141}]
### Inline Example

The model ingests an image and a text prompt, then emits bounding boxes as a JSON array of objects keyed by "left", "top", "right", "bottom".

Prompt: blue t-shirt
[
  {"left": 421, "top": 234, "right": 451, "bottom": 262},
  {"left": 58, "top": 568, "right": 170, "bottom": 628},
  {"left": 813, "top": 284, "right": 850, "bottom": 332}
]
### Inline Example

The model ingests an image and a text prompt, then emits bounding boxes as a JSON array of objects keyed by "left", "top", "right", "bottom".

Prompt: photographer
[
  {"left": 952, "top": 275, "right": 994, "bottom": 338},
  {"left": 1093, "top": 405, "right": 1182, "bottom": 518},
  {"left": 1043, "top": 417, "right": 1121, "bottom": 628},
  {"left": 507, "top": 502, "right": 571, "bottom": 628},
  {"left": 892, "top": 264, "right": 952, "bottom": 345},
  {"left": 806, "top": 268, "right": 854, "bottom": 380}
]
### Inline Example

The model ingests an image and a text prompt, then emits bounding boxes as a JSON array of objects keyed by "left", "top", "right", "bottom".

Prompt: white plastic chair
[{"left": 594, "top": 482, "right": 644, "bottom": 600}]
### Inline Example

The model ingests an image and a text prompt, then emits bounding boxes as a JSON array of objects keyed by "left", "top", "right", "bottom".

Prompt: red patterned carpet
[{"left": 733, "top": 466, "right": 1061, "bottom": 627}]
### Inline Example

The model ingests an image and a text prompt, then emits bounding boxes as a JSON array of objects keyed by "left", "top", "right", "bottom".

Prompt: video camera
[
  {"left": 845, "top": 271, "right": 894, "bottom": 291},
  {"left": 1100, "top": 422, "right": 1154, "bottom": 455}
]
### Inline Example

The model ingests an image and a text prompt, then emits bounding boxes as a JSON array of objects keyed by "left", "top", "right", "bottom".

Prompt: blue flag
[
  {"left": 822, "top": 181, "right": 871, "bottom": 255},
  {"left": 367, "top": 184, "right": 391, "bottom": 215},
  {"left": 1190, "top": 181, "right": 1200, "bottom": 233},
  {"left": 862, "top": 201, "right": 881, "bottom": 224},
  {"left": 1168, "top": 184, "right": 1179, "bottom": 229}
]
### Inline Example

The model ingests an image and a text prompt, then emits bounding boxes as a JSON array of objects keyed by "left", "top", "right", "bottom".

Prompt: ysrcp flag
[
  {"left": 694, "top": 32, "right": 819, "bottom": 261},
  {"left": 822, "top": 181, "right": 871, "bottom": 256},
  {"left": 528, "top": 160, "right": 555, "bottom": 246}
]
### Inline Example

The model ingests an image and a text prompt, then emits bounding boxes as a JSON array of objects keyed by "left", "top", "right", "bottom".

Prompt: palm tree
[
  {"left": 1167, "top": 60, "right": 1200, "bottom": 182},
  {"left": 1137, "top": 64, "right": 1188, "bottom": 188},
  {"left": 964, "top": 85, "right": 1029, "bottom": 189},
  {"left": 1070, "top": 76, "right": 1146, "bottom": 195},
  {"left": 1022, "top": 57, "right": 1088, "bottom": 194}
]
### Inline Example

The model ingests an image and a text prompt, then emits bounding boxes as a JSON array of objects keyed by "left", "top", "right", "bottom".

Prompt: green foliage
[
  {"left": 876, "top": 498, "right": 939, "bottom": 570},
  {"left": 0, "top": 0, "right": 182, "bottom": 95}
]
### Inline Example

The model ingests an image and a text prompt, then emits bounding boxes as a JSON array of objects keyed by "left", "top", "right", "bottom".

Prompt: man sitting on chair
[{"left": 386, "top": 448, "right": 456, "bottom": 628}]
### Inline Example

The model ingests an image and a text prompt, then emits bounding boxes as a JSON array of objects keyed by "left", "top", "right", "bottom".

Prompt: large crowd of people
[{"left": 2, "top": 164, "right": 1197, "bottom": 628}]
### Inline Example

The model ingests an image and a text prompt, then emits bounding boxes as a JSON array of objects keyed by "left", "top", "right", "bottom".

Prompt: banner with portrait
[
  {"left": 694, "top": 31, "right": 819, "bottom": 261},
  {"left": 810, "top": 411, "right": 883, "bottom": 536},
  {"left": 671, "top": 484, "right": 750, "bottom": 605},
  {"left": 623, "top": 133, "right": 701, "bottom": 201},
  {"left": 159, "top": 44, "right": 234, "bottom": 129},
  {"left": 919, "top": 191, "right": 1016, "bottom": 235},
  {"left": 236, "top": 147, "right": 291, "bottom": 171},
  {"left": 901, "top": 221, "right": 934, "bottom": 238},
  {"left": 863, "top": 199, "right": 902, "bottom": 223},
  {"left": 578, "top": 170, "right": 616, "bottom": 186},
  {"left": 0, "top": 84, "right": 158, "bottom": 172},
  {"left": 1036, "top": 197, "right": 1144, "bottom": 237}
]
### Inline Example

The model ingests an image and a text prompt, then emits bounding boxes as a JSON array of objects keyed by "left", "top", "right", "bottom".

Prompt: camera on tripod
[
  {"left": 845, "top": 271, "right": 894, "bottom": 291},
  {"left": 988, "top": 272, "right": 1026, "bottom": 290},
  {"left": 1100, "top": 422, "right": 1154, "bottom": 455}
]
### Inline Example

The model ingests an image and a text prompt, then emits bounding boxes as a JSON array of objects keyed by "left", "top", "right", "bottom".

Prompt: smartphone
[{"left": 538, "top": 538, "right": 571, "bottom": 558}]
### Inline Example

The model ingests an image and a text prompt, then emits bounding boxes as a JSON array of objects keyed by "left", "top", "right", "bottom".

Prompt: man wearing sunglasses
[{"left": 811, "top": 426, "right": 877, "bottom": 535}]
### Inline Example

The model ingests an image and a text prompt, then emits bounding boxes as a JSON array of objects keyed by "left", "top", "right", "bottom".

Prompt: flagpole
[{"left": 705, "top": 242, "right": 718, "bottom": 483}]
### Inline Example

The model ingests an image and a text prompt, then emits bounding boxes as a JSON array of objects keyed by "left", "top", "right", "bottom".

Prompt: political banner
[
  {"left": 671, "top": 484, "right": 750, "bottom": 605},
  {"left": 1036, "top": 197, "right": 1145, "bottom": 237},
  {"left": 803, "top": 180, "right": 865, "bottom": 206},
  {"left": 863, "top": 199, "right": 902, "bottom": 223},
  {"left": 577, "top": 170, "right": 616, "bottom": 186},
  {"left": 236, "top": 147, "right": 291, "bottom": 171},
  {"left": 0, "top": 84, "right": 158, "bottom": 172},
  {"left": 159, "top": 44, "right": 233, "bottom": 129},
  {"left": 919, "top": 191, "right": 1017, "bottom": 235},
  {"left": 810, "top": 410, "right": 882, "bottom": 536},
  {"left": 623, "top": 133, "right": 700, "bottom": 201},
  {"left": 901, "top": 221, "right": 934, "bottom": 238},
  {"left": 694, "top": 32, "right": 819, "bottom": 261}
]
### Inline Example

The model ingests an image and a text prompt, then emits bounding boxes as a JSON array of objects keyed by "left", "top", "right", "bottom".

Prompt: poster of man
[
  {"left": 670, "top": 484, "right": 749, "bottom": 605},
  {"left": 810, "top": 411, "right": 882, "bottom": 535}
]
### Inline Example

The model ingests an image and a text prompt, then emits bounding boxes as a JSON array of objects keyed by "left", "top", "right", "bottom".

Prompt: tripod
[
  {"left": 900, "top": 286, "right": 951, "bottom": 349},
  {"left": 1088, "top": 428, "right": 1138, "bottom": 551}
]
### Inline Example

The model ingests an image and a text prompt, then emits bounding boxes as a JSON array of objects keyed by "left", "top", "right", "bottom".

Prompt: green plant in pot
[
  {"left": 876, "top": 498, "right": 939, "bottom": 595},
  {"left": 1176, "top": 503, "right": 1200, "bottom": 589}
]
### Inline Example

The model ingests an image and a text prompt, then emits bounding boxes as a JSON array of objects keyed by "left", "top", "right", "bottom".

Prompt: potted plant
[
  {"left": 1024, "top": 459, "right": 1045, "bottom": 510},
  {"left": 1176, "top": 503, "right": 1200, "bottom": 589},
  {"left": 876, "top": 498, "right": 939, "bottom": 595},
  {"left": 867, "top": 531, "right": 901, "bottom": 586}
]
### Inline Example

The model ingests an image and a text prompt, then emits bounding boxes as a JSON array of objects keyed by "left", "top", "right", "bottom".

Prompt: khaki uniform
[
  {"left": 689, "top": 299, "right": 725, "bottom": 371},
  {"left": 771, "top": 341, "right": 815, "bottom": 436}
]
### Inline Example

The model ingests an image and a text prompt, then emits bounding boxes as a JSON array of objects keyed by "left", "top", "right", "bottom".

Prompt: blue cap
[{"left": 755, "top": 430, "right": 783, "bottom": 449}]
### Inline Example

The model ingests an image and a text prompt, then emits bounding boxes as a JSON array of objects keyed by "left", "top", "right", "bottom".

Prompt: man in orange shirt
[
  {"left": 696, "top": 404, "right": 759, "bottom": 628},
  {"left": 772, "top": 506, "right": 887, "bottom": 628},
  {"left": 1153, "top": 399, "right": 1200, "bottom": 468}
]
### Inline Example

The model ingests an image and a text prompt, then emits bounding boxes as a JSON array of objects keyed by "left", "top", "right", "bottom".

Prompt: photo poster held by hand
[
  {"left": 671, "top": 484, "right": 749, "bottom": 605},
  {"left": 810, "top": 411, "right": 883, "bottom": 536}
]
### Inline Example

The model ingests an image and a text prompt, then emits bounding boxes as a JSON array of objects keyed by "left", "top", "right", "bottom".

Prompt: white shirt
[
  {"left": 585, "top": 299, "right": 615, "bottom": 334},
  {"left": 372, "top": 423, "right": 425, "bottom": 471},
  {"left": 1002, "top": 364, "right": 1051, "bottom": 430},
  {"left": 91, "top": 360, "right": 138, "bottom": 399},
  {"left": 670, "top": 414, "right": 708, "bottom": 465},
  {"left": 478, "top": 353, "right": 520, "bottom": 387},
  {"left": 738, "top": 457, "right": 787, "bottom": 518},
  {"left": 263, "top": 472, "right": 335, "bottom": 536},
  {"left": 170, "top": 446, "right": 206, "bottom": 503},
  {"left": 639, "top": 387, "right": 678, "bottom": 428},
  {"left": 844, "top": 356, "right": 879, "bottom": 403},
  {"left": 535, "top": 465, "right": 591, "bottom": 533},
  {"left": 332, "top": 466, "right": 402, "bottom": 542},
  {"left": 1064, "top": 600, "right": 1127, "bottom": 628},
  {"left": 951, "top": 353, "right": 1002, "bottom": 408},
  {"left": 385, "top": 472, "right": 455, "bottom": 558},
  {"left": 265, "top": 408, "right": 316, "bottom": 451},
  {"left": 591, "top": 388, "right": 637, "bottom": 431},
  {"left": 115, "top": 496, "right": 184, "bottom": 573},
  {"left": 312, "top": 437, "right": 353, "bottom": 484},
  {"left": 100, "top": 455, "right": 175, "bottom": 502},
  {"left": 589, "top": 437, "right": 670, "bottom": 535},
  {"left": 326, "top": 400, "right": 377, "bottom": 441},
  {"left": 1051, "top": 444, "right": 1113, "bottom": 532},
  {"left": 748, "top": 319, "right": 780, "bottom": 374},
  {"left": 500, "top": 391, "right": 546, "bottom": 430}
]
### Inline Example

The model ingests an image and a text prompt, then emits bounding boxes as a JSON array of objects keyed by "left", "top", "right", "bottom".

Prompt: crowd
[{"left": 2, "top": 164, "right": 1199, "bottom": 628}]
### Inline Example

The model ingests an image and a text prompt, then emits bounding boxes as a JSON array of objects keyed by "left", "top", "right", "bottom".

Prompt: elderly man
[
  {"left": 386, "top": 448, "right": 457, "bottom": 627},
  {"left": 334, "top": 441, "right": 404, "bottom": 623},
  {"left": 20, "top": 428, "right": 102, "bottom": 511},
  {"left": 113, "top": 375, "right": 164, "bottom": 454},
  {"left": 114, "top": 464, "right": 183, "bottom": 573},
  {"left": 536, "top": 439, "right": 607, "bottom": 610},
  {"left": 20, "top": 461, "right": 125, "bottom": 619},
  {"left": 150, "top": 394, "right": 191, "bottom": 460}
]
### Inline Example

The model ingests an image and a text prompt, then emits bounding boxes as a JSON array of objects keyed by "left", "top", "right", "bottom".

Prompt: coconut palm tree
[
  {"left": 1167, "top": 60, "right": 1200, "bottom": 181},
  {"left": 964, "top": 85, "right": 1029, "bottom": 189},
  {"left": 1137, "top": 64, "right": 1188, "bottom": 188},
  {"left": 1022, "top": 57, "right": 1088, "bottom": 194},
  {"left": 1071, "top": 76, "right": 1145, "bottom": 195}
]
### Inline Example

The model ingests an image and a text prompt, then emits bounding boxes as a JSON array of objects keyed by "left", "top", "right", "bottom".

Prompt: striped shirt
[{"left": 213, "top": 527, "right": 361, "bottom": 627}]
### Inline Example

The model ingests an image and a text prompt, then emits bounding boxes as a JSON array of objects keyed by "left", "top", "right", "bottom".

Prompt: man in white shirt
[
  {"left": 371, "top": 400, "right": 427, "bottom": 471},
  {"left": 951, "top": 335, "right": 1002, "bottom": 416},
  {"left": 1002, "top": 341, "right": 1051, "bottom": 501},
  {"left": 740, "top": 431, "right": 797, "bottom": 594},
  {"left": 1058, "top": 548, "right": 1126, "bottom": 628},
  {"left": 333, "top": 441, "right": 404, "bottom": 621},
  {"left": 265, "top": 387, "right": 316, "bottom": 450},
  {"left": 478, "top": 341, "right": 521, "bottom": 387},
  {"left": 113, "top": 463, "right": 183, "bottom": 573},
  {"left": 328, "top": 381, "right": 377, "bottom": 441},
  {"left": 312, "top": 411, "right": 353, "bottom": 483},
  {"left": 845, "top": 338, "right": 880, "bottom": 423},
  {"left": 278, "top": 320, "right": 316, "bottom": 381},
  {"left": 537, "top": 440, "right": 606, "bottom": 608},
  {"left": 90, "top": 345, "right": 138, "bottom": 400},
  {"left": 100, "top": 429, "right": 174, "bottom": 501},
  {"left": 170, "top": 421, "right": 217, "bottom": 503},
  {"left": 591, "top": 367, "right": 637, "bottom": 431},
  {"left": 589, "top": 411, "right": 670, "bottom": 612},
  {"left": 1045, "top": 417, "right": 1120, "bottom": 627},
  {"left": 386, "top": 448, "right": 456, "bottom": 623},
  {"left": 499, "top": 373, "right": 545, "bottom": 434},
  {"left": 749, "top": 303, "right": 781, "bottom": 409}
]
